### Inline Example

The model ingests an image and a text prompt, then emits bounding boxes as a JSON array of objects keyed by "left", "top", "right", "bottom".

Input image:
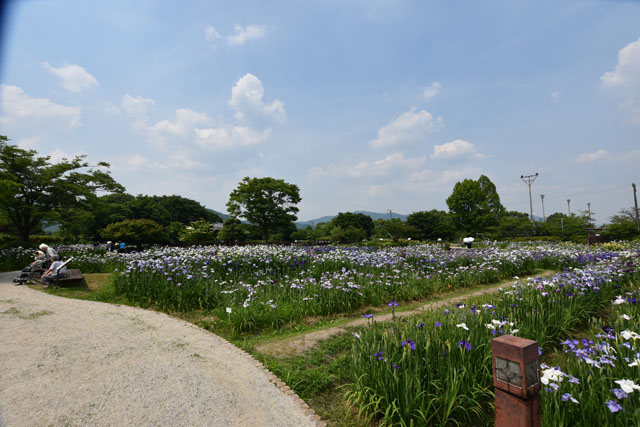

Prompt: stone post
[{"left": 492, "top": 335, "right": 541, "bottom": 427}]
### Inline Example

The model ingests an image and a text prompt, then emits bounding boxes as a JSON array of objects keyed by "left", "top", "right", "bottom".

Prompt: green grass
[{"left": 34, "top": 273, "right": 128, "bottom": 304}]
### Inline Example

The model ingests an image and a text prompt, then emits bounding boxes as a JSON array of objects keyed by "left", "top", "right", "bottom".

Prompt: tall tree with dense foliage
[
  {"left": 100, "top": 219, "right": 166, "bottom": 245},
  {"left": 226, "top": 177, "right": 301, "bottom": 242},
  {"left": 331, "top": 212, "right": 375, "bottom": 238},
  {"left": 446, "top": 175, "right": 505, "bottom": 234},
  {"left": 0, "top": 136, "right": 124, "bottom": 242},
  {"left": 606, "top": 208, "right": 639, "bottom": 240},
  {"left": 407, "top": 210, "right": 457, "bottom": 241}
]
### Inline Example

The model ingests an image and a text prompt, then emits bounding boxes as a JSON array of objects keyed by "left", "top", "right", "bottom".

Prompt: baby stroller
[{"left": 13, "top": 254, "right": 50, "bottom": 285}]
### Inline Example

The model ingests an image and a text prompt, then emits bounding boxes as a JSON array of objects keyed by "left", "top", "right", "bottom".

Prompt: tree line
[{"left": 1, "top": 136, "right": 637, "bottom": 247}]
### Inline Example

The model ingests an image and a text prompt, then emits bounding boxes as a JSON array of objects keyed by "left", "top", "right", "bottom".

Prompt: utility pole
[
  {"left": 587, "top": 202, "right": 592, "bottom": 225},
  {"left": 633, "top": 183, "right": 640, "bottom": 232},
  {"left": 567, "top": 199, "right": 571, "bottom": 217},
  {"left": 388, "top": 209, "right": 392, "bottom": 221},
  {"left": 540, "top": 194, "right": 546, "bottom": 223},
  {"left": 521, "top": 173, "right": 539, "bottom": 222}
]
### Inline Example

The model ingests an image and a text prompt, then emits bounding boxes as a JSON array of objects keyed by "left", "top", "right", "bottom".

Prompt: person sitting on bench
[
  {"left": 39, "top": 243, "right": 60, "bottom": 261},
  {"left": 41, "top": 259, "right": 67, "bottom": 289}
]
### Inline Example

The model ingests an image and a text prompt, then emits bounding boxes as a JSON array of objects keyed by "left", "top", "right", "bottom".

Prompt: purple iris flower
[
  {"left": 417, "top": 323, "right": 425, "bottom": 328},
  {"left": 457, "top": 340, "right": 471, "bottom": 351},
  {"left": 434, "top": 321, "right": 443, "bottom": 327},
  {"left": 388, "top": 300, "right": 399, "bottom": 307},
  {"left": 362, "top": 314, "right": 374, "bottom": 318},
  {"left": 610, "top": 389, "right": 628, "bottom": 400},
  {"left": 606, "top": 400, "right": 625, "bottom": 413},
  {"left": 444, "top": 309, "right": 450, "bottom": 315},
  {"left": 402, "top": 339, "right": 416, "bottom": 350},
  {"left": 561, "top": 393, "right": 578, "bottom": 403},
  {"left": 391, "top": 363, "right": 401, "bottom": 370}
]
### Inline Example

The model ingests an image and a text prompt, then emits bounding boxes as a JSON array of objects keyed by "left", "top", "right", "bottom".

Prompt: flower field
[
  {"left": 100, "top": 243, "right": 620, "bottom": 332},
  {"left": 347, "top": 248, "right": 640, "bottom": 426}
]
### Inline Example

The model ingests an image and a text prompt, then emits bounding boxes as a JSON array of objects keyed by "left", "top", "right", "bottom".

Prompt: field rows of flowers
[
  {"left": 3, "top": 243, "right": 630, "bottom": 333},
  {"left": 347, "top": 249, "right": 640, "bottom": 426},
  {"left": 100, "top": 243, "right": 625, "bottom": 332}
]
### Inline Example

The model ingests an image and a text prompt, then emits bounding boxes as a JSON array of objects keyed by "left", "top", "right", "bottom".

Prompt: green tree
[
  {"left": 446, "top": 175, "right": 505, "bottom": 235},
  {"left": 542, "top": 213, "right": 588, "bottom": 241},
  {"left": 0, "top": 137, "right": 124, "bottom": 242},
  {"left": 606, "top": 208, "right": 640, "bottom": 240},
  {"left": 407, "top": 210, "right": 456, "bottom": 241},
  {"left": 491, "top": 211, "right": 532, "bottom": 238},
  {"left": 372, "top": 218, "right": 416, "bottom": 241},
  {"left": 101, "top": 219, "right": 166, "bottom": 245},
  {"left": 58, "top": 208, "right": 95, "bottom": 243},
  {"left": 330, "top": 225, "right": 366, "bottom": 243},
  {"left": 226, "top": 177, "right": 301, "bottom": 243},
  {"left": 291, "top": 225, "right": 313, "bottom": 241},
  {"left": 311, "top": 222, "right": 332, "bottom": 241},
  {"left": 331, "top": 212, "right": 374, "bottom": 238},
  {"left": 218, "top": 217, "right": 247, "bottom": 243},
  {"left": 179, "top": 219, "right": 217, "bottom": 245}
]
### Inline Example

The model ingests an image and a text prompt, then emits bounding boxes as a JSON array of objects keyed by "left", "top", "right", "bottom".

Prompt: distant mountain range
[{"left": 207, "top": 209, "right": 408, "bottom": 229}]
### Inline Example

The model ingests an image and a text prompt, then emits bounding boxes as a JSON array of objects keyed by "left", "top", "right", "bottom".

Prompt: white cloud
[
  {"left": 205, "top": 25, "right": 222, "bottom": 41},
  {"left": 227, "top": 24, "right": 266, "bottom": 45},
  {"left": 576, "top": 149, "right": 609, "bottom": 163},
  {"left": 424, "top": 81, "right": 442, "bottom": 99},
  {"left": 370, "top": 108, "right": 442, "bottom": 148},
  {"left": 42, "top": 62, "right": 98, "bottom": 94},
  {"left": 0, "top": 84, "right": 81, "bottom": 128},
  {"left": 363, "top": 166, "right": 479, "bottom": 197},
  {"left": 121, "top": 94, "right": 155, "bottom": 117},
  {"left": 204, "top": 24, "right": 266, "bottom": 46},
  {"left": 407, "top": 167, "right": 480, "bottom": 192},
  {"left": 432, "top": 139, "right": 486, "bottom": 160},
  {"left": 309, "top": 152, "right": 426, "bottom": 179},
  {"left": 150, "top": 108, "right": 211, "bottom": 138},
  {"left": 601, "top": 38, "right": 640, "bottom": 89},
  {"left": 154, "top": 153, "right": 205, "bottom": 170},
  {"left": 16, "top": 136, "right": 41, "bottom": 150},
  {"left": 229, "top": 73, "right": 286, "bottom": 125},
  {"left": 601, "top": 38, "right": 640, "bottom": 121},
  {"left": 110, "top": 154, "right": 150, "bottom": 173},
  {"left": 195, "top": 126, "right": 271, "bottom": 150}
]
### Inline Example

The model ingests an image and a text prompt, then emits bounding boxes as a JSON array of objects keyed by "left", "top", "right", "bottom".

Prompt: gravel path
[{"left": 0, "top": 271, "right": 321, "bottom": 427}]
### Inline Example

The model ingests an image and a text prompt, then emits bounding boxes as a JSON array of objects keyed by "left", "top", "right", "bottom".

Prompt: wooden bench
[{"left": 54, "top": 269, "right": 84, "bottom": 285}]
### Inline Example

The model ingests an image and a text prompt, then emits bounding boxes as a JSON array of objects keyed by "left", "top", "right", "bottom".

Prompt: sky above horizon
[{"left": 1, "top": 0, "right": 639, "bottom": 224}]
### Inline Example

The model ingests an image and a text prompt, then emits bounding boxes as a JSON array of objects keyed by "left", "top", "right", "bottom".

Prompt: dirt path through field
[
  {"left": 256, "top": 270, "right": 556, "bottom": 358},
  {"left": 0, "top": 271, "right": 322, "bottom": 427}
]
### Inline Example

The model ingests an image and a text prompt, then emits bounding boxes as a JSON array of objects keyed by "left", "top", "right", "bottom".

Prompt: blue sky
[{"left": 1, "top": 0, "right": 639, "bottom": 224}]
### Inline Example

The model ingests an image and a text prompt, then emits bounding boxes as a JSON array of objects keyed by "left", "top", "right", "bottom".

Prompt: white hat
[{"left": 39, "top": 243, "right": 48, "bottom": 250}]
